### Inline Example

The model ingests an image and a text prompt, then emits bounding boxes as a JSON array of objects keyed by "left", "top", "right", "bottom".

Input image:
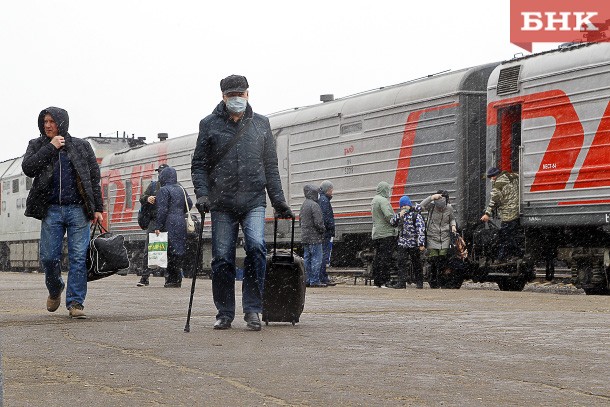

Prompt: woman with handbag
[
  {"left": 420, "top": 190, "right": 457, "bottom": 288},
  {"left": 154, "top": 166, "right": 193, "bottom": 288}
]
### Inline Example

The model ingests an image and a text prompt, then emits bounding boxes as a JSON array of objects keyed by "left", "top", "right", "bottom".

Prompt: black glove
[
  {"left": 274, "top": 201, "right": 293, "bottom": 219},
  {"left": 196, "top": 196, "right": 210, "bottom": 214}
]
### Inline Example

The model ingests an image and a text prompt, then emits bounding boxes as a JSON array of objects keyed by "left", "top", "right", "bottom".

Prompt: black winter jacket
[
  {"left": 191, "top": 102, "right": 286, "bottom": 215},
  {"left": 22, "top": 107, "right": 103, "bottom": 220}
]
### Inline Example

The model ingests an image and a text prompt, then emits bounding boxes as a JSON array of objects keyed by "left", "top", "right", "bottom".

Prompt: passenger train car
[{"left": 1, "top": 42, "right": 609, "bottom": 294}]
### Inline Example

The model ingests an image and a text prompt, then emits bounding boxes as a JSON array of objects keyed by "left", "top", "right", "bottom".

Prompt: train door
[{"left": 496, "top": 105, "right": 522, "bottom": 173}]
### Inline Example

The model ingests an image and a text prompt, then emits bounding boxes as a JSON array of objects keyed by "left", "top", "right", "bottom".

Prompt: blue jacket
[
  {"left": 318, "top": 191, "right": 335, "bottom": 239},
  {"left": 191, "top": 102, "right": 286, "bottom": 215},
  {"left": 155, "top": 167, "right": 193, "bottom": 256}
]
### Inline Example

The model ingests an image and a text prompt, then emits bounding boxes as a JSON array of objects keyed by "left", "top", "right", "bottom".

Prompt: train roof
[
  {"left": 0, "top": 157, "right": 20, "bottom": 179},
  {"left": 1, "top": 157, "right": 24, "bottom": 179},
  {"left": 488, "top": 41, "right": 610, "bottom": 90},
  {"left": 100, "top": 132, "right": 197, "bottom": 168},
  {"left": 268, "top": 63, "right": 499, "bottom": 129}
]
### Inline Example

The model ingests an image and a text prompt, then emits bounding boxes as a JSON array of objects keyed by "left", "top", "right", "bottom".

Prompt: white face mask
[{"left": 226, "top": 96, "right": 247, "bottom": 114}]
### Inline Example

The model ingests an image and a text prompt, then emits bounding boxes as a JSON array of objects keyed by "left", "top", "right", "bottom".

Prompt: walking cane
[{"left": 184, "top": 212, "right": 205, "bottom": 333}]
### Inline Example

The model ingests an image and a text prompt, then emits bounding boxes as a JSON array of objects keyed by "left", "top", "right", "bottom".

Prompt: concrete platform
[{"left": 1, "top": 272, "right": 609, "bottom": 406}]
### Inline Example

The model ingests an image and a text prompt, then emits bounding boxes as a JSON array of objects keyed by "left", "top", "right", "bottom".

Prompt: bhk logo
[{"left": 511, "top": 0, "right": 610, "bottom": 51}]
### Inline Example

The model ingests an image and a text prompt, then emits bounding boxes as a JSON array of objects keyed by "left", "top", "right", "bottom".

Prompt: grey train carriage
[
  {"left": 485, "top": 42, "right": 610, "bottom": 295},
  {"left": 268, "top": 63, "right": 503, "bottom": 289}
]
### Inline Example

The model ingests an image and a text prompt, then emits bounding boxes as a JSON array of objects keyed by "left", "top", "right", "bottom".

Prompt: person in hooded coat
[
  {"left": 22, "top": 106, "right": 104, "bottom": 319},
  {"left": 300, "top": 184, "right": 326, "bottom": 287},
  {"left": 420, "top": 190, "right": 457, "bottom": 287},
  {"left": 370, "top": 181, "right": 396, "bottom": 287},
  {"left": 154, "top": 166, "right": 193, "bottom": 288}
]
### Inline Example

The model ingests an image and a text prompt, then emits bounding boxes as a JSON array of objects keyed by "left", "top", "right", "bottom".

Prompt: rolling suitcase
[{"left": 262, "top": 216, "right": 306, "bottom": 325}]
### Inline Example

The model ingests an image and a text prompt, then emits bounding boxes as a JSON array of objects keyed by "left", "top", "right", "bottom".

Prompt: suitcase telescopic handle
[{"left": 273, "top": 214, "right": 295, "bottom": 261}]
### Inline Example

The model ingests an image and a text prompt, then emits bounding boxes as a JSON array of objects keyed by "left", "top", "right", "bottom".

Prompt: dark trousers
[
  {"left": 372, "top": 236, "right": 395, "bottom": 286},
  {"left": 396, "top": 247, "right": 423, "bottom": 288},
  {"left": 166, "top": 252, "right": 184, "bottom": 283},
  {"left": 498, "top": 219, "right": 523, "bottom": 261}
]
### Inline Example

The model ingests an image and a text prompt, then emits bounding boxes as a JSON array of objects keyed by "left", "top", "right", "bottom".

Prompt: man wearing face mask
[{"left": 191, "top": 74, "right": 293, "bottom": 331}]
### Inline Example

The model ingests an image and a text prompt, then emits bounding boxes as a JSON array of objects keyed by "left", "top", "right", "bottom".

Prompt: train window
[
  {"left": 12, "top": 179, "right": 19, "bottom": 193},
  {"left": 26, "top": 177, "right": 33, "bottom": 190},
  {"left": 497, "top": 65, "right": 521, "bottom": 95},
  {"left": 340, "top": 122, "right": 362, "bottom": 135},
  {"left": 16, "top": 198, "right": 21, "bottom": 209},
  {"left": 22, "top": 198, "right": 26, "bottom": 208},
  {"left": 3, "top": 181, "right": 8, "bottom": 192},
  {"left": 125, "top": 180, "right": 132, "bottom": 208},
  {"left": 1, "top": 201, "right": 5, "bottom": 212}
]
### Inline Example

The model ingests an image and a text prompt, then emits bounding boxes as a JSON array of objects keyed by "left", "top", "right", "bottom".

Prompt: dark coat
[
  {"left": 191, "top": 102, "right": 286, "bottom": 215},
  {"left": 140, "top": 181, "right": 160, "bottom": 232},
  {"left": 318, "top": 191, "right": 335, "bottom": 239},
  {"left": 22, "top": 107, "right": 103, "bottom": 220},
  {"left": 154, "top": 167, "right": 193, "bottom": 256},
  {"left": 299, "top": 185, "right": 325, "bottom": 244}
]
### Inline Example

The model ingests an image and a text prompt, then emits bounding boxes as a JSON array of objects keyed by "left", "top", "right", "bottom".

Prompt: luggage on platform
[{"left": 262, "top": 216, "right": 306, "bottom": 325}]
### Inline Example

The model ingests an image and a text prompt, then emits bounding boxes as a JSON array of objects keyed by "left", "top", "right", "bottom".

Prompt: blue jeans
[
  {"left": 40, "top": 205, "right": 90, "bottom": 308},
  {"left": 303, "top": 243, "right": 323, "bottom": 285},
  {"left": 320, "top": 238, "right": 332, "bottom": 283},
  {"left": 211, "top": 207, "right": 266, "bottom": 321}
]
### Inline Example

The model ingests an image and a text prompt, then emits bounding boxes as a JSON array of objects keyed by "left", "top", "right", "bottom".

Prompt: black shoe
[
  {"left": 137, "top": 276, "right": 149, "bottom": 287},
  {"left": 324, "top": 281, "right": 337, "bottom": 286},
  {"left": 213, "top": 318, "right": 232, "bottom": 330},
  {"left": 390, "top": 283, "right": 406, "bottom": 289},
  {"left": 416, "top": 284, "right": 424, "bottom": 289},
  {"left": 164, "top": 281, "right": 181, "bottom": 288},
  {"left": 244, "top": 312, "right": 262, "bottom": 331}
]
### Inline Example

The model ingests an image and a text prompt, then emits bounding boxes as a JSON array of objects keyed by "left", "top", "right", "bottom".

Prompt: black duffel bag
[{"left": 87, "top": 222, "right": 130, "bottom": 281}]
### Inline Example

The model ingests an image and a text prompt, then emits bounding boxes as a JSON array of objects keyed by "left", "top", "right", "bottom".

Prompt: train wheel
[{"left": 497, "top": 277, "right": 526, "bottom": 291}]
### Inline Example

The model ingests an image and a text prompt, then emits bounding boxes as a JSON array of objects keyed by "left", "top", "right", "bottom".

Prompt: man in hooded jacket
[
  {"left": 370, "top": 181, "right": 396, "bottom": 287},
  {"left": 300, "top": 184, "right": 326, "bottom": 287},
  {"left": 22, "top": 107, "right": 103, "bottom": 319},
  {"left": 191, "top": 75, "right": 293, "bottom": 331}
]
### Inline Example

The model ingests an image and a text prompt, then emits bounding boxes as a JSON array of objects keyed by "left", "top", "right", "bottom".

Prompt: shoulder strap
[
  {"left": 207, "top": 118, "right": 252, "bottom": 171},
  {"left": 181, "top": 186, "right": 190, "bottom": 214}
]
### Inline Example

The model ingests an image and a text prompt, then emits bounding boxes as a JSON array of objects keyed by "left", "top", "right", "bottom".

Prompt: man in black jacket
[
  {"left": 137, "top": 163, "right": 167, "bottom": 287},
  {"left": 191, "top": 74, "right": 292, "bottom": 331},
  {"left": 22, "top": 107, "right": 103, "bottom": 319}
]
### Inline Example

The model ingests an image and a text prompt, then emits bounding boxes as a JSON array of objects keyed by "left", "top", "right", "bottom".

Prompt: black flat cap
[{"left": 220, "top": 75, "right": 249, "bottom": 94}]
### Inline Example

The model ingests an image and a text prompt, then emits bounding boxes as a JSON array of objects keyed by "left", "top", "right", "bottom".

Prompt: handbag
[
  {"left": 182, "top": 187, "right": 196, "bottom": 234},
  {"left": 87, "top": 222, "right": 130, "bottom": 281}
]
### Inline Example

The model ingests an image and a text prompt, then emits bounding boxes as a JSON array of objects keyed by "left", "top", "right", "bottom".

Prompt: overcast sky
[{"left": 0, "top": 0, "right": 558, "bottom": 162}]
